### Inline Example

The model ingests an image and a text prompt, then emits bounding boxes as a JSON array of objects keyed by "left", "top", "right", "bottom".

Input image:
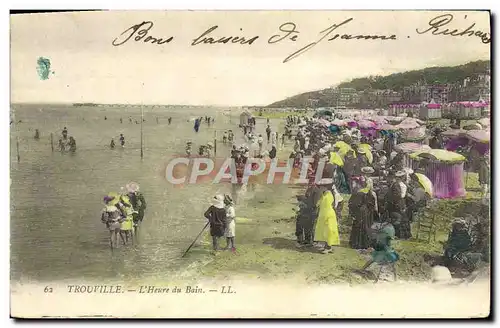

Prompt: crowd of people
[
  {"left": 100, "top": 182, "right": 147, "bottom": 248},
  {"left": 283, "top": 112, "right": 489, "bottom": 275},
  {"left": 57, "top": 127, "right": 77, "bottom": 153}
]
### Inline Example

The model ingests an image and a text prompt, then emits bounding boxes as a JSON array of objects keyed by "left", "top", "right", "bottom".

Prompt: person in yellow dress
[
  {"left": 118, "top": 195, "right": 135, "bottom": 245},
  {"left": 314, "top": 179, "right": 341, "bottom": 254}
]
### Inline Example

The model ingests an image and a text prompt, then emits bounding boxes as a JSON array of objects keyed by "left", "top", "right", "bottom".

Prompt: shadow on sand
[{"left": 262, "top": 237, "right": 322, "bottom": 254}]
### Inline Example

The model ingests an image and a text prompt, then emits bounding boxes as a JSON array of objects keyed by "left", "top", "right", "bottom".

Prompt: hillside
[{"left": 267, "top": 60, "right": 490, "bottom": 108}]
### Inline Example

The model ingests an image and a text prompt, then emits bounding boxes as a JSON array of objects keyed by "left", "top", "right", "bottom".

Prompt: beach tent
[
  {"left": 410, "top": 149, "right": 466, "bottom": 199},
  {"left": 240, "top": 110, "right": 252, "bottom": 126}
]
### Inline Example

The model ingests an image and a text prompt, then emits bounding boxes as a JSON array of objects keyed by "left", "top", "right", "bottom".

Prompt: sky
[{"left": 10, "top": 11, "right": 490, "bottom": 106}]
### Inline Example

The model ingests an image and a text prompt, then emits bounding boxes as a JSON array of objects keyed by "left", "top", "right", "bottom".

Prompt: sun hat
[
  {"left": 395, "top": 170, "right": 406, "bottom": 177},
  {"left": 361, "top": 166, "right": 375, "bottom": 174},
  {"left": 125, "top": 181, "right": 140, "bottom": 193},
  {"left": 212, "top": 194, "right": 225, "bottom": 209},
  {"left": 106, "top": 192, "right": 120, "bottom": 206}
]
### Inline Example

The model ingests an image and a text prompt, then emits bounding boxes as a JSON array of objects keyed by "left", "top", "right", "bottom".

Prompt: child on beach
[{"left": 224, "top": 195, "right": 236, "bottom": 251}]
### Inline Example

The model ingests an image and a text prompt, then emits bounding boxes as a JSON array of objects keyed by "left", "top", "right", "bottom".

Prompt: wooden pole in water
[
  {"left": 50, "top": 133, "right": 54, "bottom": 152},
  {"left": 16, "top": 136, "right": 20, "bottom": 162},
  {"left": 140, "top": 83, "right": 144, "bottom": 159},
  {"left": 214, "top": 130, "right": 217, "bottom": 156}
]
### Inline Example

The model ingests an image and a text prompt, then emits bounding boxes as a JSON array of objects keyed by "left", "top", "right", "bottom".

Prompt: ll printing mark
[{"left": 37, "top": 57, "right": 54, "bottom": 80}]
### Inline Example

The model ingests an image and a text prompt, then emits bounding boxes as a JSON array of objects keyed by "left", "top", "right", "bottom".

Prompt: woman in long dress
[
  {"left": 349, "top": 179, "right": 378, "bottom": 249},
  {"left": 386, "top": 171, "right": 411, "bottom": 239},
  {"left": 314, "top": 183, "right": 340, "bottom": 254}
]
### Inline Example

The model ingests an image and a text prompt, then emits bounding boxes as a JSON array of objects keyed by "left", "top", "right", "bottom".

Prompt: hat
[
  {"left": 395, "top": 171, "right": 406, "bottom": 177},
  {"left": 361, "top": 167, "right": 375, "bottom": 174},
  {"left": 125, "top": 181, "right": 140, "bottom": 193},
  {"left": 317, "top": 178, "right": 334, "bottom": 186},
  {"left": 404, "top": 168, "right": 414, "bottom": 175},
  {"left": 106, "top": 192, "right": 120, "bottom": 206},
  {"left": 103, "top": 196, "right": 114, "bottom": 204},
  {"left": 318, "top": 148, "right": 326, "bottom": 155},
  {"left": 212, "top": 194, "right": 224, "bottom": 209}
]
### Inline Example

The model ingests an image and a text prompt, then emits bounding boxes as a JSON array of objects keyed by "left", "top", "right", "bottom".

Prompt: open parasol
[
  {"left": 415, "top": 173, "right": 433, "bottom": 197},
  {"left": 358, "top": 119, "right": 377, "bottom": 129},
  {"left": 477, "top": 117, "right": 490, "bottom": 128},
  {"left": 465, "top": 130, "right": 490, "bottom": 144},
  {"left": 394, "top": 143, "right": 431, "bottom": 154}
]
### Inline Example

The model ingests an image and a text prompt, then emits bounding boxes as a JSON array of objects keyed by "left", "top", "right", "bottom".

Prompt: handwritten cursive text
[
  {"left": 416, "top": 14, "right": 490, "bottom": 44},
  {"left": 192, "top": 26, "right": 259, "bottom": 46},
  {"left": 273, "top": 18, "right": 396, "bottom": 63},
  {"left": 112, "top": 21, "right": 174, "bottom": 46}
]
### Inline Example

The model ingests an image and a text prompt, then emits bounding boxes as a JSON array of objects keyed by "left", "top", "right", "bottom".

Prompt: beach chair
[{"left": 416, "top": 211, "right": 437, "bottom": 243}]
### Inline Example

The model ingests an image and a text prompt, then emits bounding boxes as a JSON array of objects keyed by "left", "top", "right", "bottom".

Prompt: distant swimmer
[
  {"left": 156, "top": 117, "right": 159, "bottom": 124},
  {"left": 62, "top": 127, "right": 68, "bottom": 139},
  {"left": 120, "top": 118, "right": 123, "bottom": 124},
  {"left": 168, "top": 117, "right": 172, "bottom": 125},
  {"left": 194, "top": 118, "right": 200, "bottom": 133},
  {"left": 105, "top": 116, "right": 107, "bottom": 120},
  {"left": 119, "top": 134, "right": 125, "bottom": 147},
  {"left": 185, "top": 141, "right": 192, "bottom": 156},
  {"left": 110, "top": 138, "right": 115, "bottom": 149},
  {"left": 129, "top": 117, "right": 132, "bottom": 123},
  {"left": 34, "top": 129, "right": 40, "bottom": 140},
  {"left": 69, "top": 136, "right": 77, "bottom": 153}
]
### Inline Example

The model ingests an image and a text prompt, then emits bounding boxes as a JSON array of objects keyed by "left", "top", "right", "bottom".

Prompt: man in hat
[
  {"left": 343, "top": 150, "right": 357, "bottom": 193},
  {"left": 204, "top": 195, "right": 228, "bottom": 251},
  {"left": 374, "top": 150, "right": 387, "bottom": 173},
  {"left": 355, "top": 147, "right": 370, "bottom": 173},
  {"left": 386, "top": 171, "right": 411, "bottom": 239}
]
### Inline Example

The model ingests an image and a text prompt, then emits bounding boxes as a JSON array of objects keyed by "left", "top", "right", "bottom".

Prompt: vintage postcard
[{"left": 10, "top": 10, "right": 491, "bottom": 318}]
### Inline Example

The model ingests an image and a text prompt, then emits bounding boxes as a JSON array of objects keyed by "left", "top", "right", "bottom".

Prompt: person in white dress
[{"left": 224, "top": 194, "right": 236, "bottom": 251}]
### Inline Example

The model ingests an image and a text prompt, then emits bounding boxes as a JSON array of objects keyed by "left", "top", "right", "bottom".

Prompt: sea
[{"left": 10, "top": 103, "right": 251, "bottom": 283}]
